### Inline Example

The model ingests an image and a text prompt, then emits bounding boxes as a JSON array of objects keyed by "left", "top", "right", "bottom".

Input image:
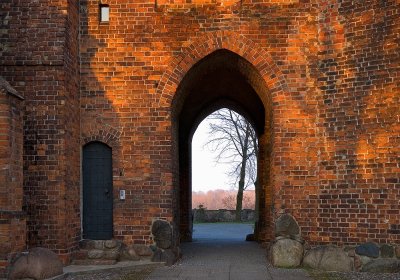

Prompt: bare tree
[
  {"left": 222, "top": 192, "right": 255, "bottom": 210},
  {"left": 205, "top": 108, "right": 258, "bottom": 221}
]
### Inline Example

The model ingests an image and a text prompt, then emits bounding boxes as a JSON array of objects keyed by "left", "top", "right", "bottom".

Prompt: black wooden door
[{"left": 83, "top": 142, "right": 113, "bottom": 239}]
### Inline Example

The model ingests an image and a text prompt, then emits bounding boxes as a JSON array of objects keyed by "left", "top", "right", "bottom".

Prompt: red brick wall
[
  {"left": 80, "top": 0, "right": 399, "bottom": 246},
  {"left": 310, "top": 0, "right": 399, "bottom": 245},
  {"left": 0, "top": 78, "right": 25, "bottom": 278},
  {"left": 62, "top": 0, "right": 81, "bottom": 258},
  {"left": 0, "top": 0, "right": 81, "bottom": 262},
  {"left": 272, "top": 0, "right": 400, "bottom": 245},
  {"left": 1, "top": 0, "right": 399, "bottom": 256}
]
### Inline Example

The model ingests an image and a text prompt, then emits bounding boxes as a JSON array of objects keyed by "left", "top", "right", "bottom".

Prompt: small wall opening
[{"left": 99, "top": 4, "right": 109, "bottom": 23}]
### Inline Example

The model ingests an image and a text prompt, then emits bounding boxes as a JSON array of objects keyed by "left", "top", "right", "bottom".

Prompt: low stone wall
[
  {"left": 270, "top": 214, "right": 400, "bottom": 273},
  {"left": 72, "top": 220, "right": 179, "bottom": 267},
  {"left": 193, "top": 209, "right": 255, "bottom": 223},
  {"left": 272, "top": 238, "right": 400, "bottom": 273}
]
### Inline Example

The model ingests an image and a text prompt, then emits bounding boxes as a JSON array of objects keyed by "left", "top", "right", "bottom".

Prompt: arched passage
[{"left": 171, "top": 49, "right": 274, "bottom": 242}]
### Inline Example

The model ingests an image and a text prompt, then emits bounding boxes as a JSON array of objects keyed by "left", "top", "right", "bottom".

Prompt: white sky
[{"left": 192, "top": 119, "right": 232, "bottom": 192}]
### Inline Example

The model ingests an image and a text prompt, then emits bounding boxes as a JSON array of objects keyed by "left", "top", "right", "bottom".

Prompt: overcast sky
[{"left": 192, "top": 118, "right": 232, "bottom": 192}]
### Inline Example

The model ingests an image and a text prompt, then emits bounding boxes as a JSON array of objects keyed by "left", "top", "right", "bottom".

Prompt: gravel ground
[
  {"left": 63, "top": 268, "right": 400, "bottom": 280},
  {"left": 60, "top": 265, "right": 400, "bottom": 280},
  {"left": 309, "top": 270, "right": 400, "bottom": 280},
  {"left": 64, "top": 266, "right": 156, "bottom": 280}
]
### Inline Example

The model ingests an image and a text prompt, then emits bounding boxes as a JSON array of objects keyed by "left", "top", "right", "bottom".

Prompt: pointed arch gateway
[{"left": 158, "top": 32, "right": 288, "bottom": 243}]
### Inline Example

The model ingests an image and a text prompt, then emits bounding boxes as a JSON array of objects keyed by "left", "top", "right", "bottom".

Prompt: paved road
[
  {"left": 192, "top": 223, "right": 254, "bottom": 241},
  {"left": 146, "top": 223, "right": 311, "bottom": 280}
]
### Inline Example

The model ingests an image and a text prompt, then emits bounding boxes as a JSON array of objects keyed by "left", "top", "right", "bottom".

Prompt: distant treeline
[{"left": 192, "top": 189, "right": 255, "bottom": 210}]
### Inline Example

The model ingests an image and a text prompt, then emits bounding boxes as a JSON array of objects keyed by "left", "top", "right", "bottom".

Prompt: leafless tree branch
[{"left": 203, "top": 108, "right": 258, "bottom": 221}]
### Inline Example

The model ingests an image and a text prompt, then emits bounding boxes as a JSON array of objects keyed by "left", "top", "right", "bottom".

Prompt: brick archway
[
  {"left": 81, "top": 121, "right": 121, "bottom": 149},
  {"left": 158, "top": 32, "right": 288, "bottom": 243},
  {"left": 157, "top": 30, "right": 287, "bottom": 110}
]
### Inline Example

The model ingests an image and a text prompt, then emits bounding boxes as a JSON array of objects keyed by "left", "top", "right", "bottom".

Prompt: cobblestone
[{"left": 309, "top": 271, "right": 400, "bottom": 280}]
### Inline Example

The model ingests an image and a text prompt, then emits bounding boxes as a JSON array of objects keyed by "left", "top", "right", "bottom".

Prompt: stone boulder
[
  {"left": 119, "top": 245, "right": 140, "bottom": 261},
  {"left": 103, "top": 248, "right": 120, "bottom": 260},
  {"left": 8, "top": 247, "right": 64, "bottom": 280},
  {"left": 152, "top": 220, "right": 173, "bottom": 249},
  {"left": 133, "top": 244, "right": 153, "bottom": 256},
  {"left": 361, "top": 255, "right": 374, "bottom": 265},
  {"left": 93, "top": 240, "right": 105, "bottom": 250},
  {"left": 246, "top": 233, "right": 255, "bottom": 241},
  {"left": 151, "top": 247, "right": 180, "bottom": 266},
  {"left": 354, "top": 255, "right": 362, "bottom": 271},
  {"left": 87, "top": 249, "right": 105, "bottom": 259},
  {"left": 275, "top": 214, "right": 300, "bottom": 238},
  {"left": 270, "top": 238, "right": 303, "bottom": 268},
  {"left": 396, "top": 246, "right": 400, "bottom": 259},
  {"left": 361, "top": 259, "right": 400, "bottom": 273},
  {"left": 355, "top": 242, "right": 379, "bottom": 258},
  {"left": 380, "top": 244, "right": 394, "bottom": 258},
  {"left": 303, "top": 246, "right": 353, "bottom": 272},
  {"left": 104, "top": 240, "right": 119, "bottom": 249}
]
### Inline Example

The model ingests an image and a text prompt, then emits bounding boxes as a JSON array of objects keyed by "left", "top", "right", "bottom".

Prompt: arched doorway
[
  {"left": 82, "top": 141, "right": 113, "bottom": 239},
  {"left": 171, "top": 49, "right": 273, "bottom": 243}
]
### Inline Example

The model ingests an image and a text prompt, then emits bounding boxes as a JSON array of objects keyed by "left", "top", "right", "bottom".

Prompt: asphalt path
[
  {"left": 147, "top": 223, "right": 311, "bottom": 280},
  {"left": 193, "top": 223, "right": 254, "bottom": 241}
]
